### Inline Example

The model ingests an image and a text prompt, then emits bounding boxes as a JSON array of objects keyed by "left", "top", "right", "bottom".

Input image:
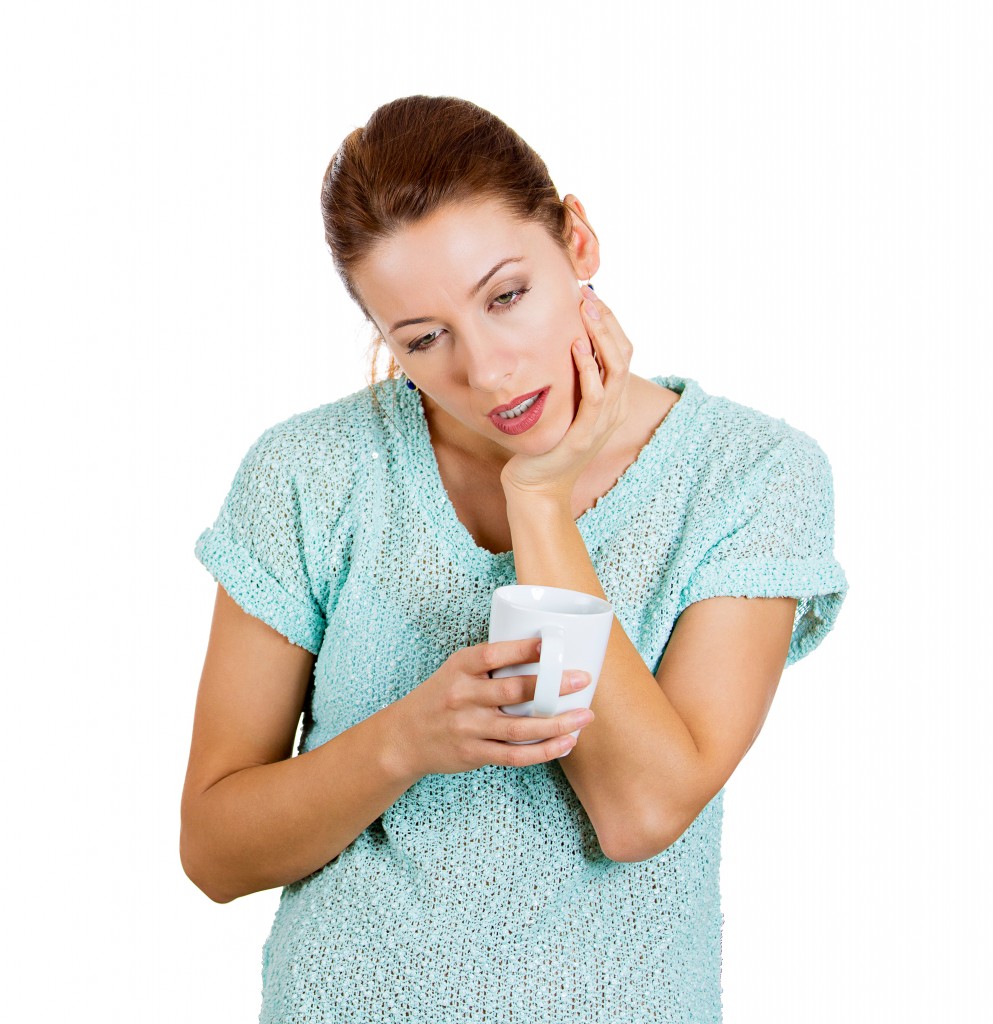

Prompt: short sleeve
[
  {"left": 194, "top": 428, "right": 327, "bottom": 655},
  {"left": 680, "top": 431, "right": 849, "bottom": 668}
]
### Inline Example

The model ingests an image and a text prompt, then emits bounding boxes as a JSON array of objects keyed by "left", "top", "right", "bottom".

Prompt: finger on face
[
  {"left": 581, "top": 284, "right": 605, "bottom": 324},
  {"left": 572, "top": 336, "right": 605, "bottom": 403},
  {"left": 580, "top": 288, "right": 615, "bottom": 369},
  {"left": 581, "top": 286, "right": 632, "bottom": 355},
  {"left": 569, "top": 339, "right": 607, "bottom": 444},
  {"left": 574, "top": 299, "right": 606, "bottom": 395},
  {"left": 579, "top": 287, "right": 633, "bottom": 394}
]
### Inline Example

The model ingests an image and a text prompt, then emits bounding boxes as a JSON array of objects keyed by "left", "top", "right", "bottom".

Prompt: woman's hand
[
  {"left": 392, "top": 637, "right": 595, "bottom": 776},
  {"left": 499, "top": 285, "right": 634, "bottom": 502}
]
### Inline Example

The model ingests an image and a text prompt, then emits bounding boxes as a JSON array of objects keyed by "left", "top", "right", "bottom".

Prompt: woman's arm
[
  {"left": 499, "top": 288, "right": 796, "bottom": 861},
  {"left": 180, "top": 585, "right": 419, "bottom": 903},
  {"left": 505, "top": 493, "right": 796, "bottom": 863}
]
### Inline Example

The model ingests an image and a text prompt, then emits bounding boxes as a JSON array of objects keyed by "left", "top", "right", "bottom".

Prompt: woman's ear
[{"left": 562, "top": 194, "right": 601, "bottom": 281}]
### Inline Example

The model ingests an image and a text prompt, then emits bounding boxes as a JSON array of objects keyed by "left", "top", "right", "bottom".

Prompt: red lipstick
[{"left": 488, "top": 387, "right": 549, "bottom": 436}]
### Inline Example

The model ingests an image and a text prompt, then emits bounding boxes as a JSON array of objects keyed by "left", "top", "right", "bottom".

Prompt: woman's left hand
[{"left": 499, "top": 285, "right": 633, "bottom": 503}]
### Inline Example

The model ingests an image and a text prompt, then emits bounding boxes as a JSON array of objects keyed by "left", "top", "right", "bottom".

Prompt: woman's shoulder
[
  {"left": 239, "top": 379, "right": 398, "bottom": 481},
  {"left": 656, "top": 374, "right": 832, "bottom": 483}
]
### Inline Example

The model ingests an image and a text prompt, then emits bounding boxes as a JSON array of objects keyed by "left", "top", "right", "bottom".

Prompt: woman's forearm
[
  {"left": 180, "top": 704, "right": 421, "bottom": 903},
  {"left": 505, "top": 489, "right": 700, "bottom": 861}
]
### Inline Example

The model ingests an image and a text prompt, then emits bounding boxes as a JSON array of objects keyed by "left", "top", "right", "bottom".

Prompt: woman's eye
[
  {"left": 492, "top": 286, "right": 530, "bottom": 308},
  {"left": 408, "top": 329, "right": 441, "bottom": 354},
  {"left": 406, "top": 287, "right": 530, "bottom": 354}
]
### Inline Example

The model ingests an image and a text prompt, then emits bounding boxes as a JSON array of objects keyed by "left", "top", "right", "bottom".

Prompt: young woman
[{"left": 181, "top": 95, "right": 849, "bottom": 1023}]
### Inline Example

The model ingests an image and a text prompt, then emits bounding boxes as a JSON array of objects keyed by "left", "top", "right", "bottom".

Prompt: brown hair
[{"left": 320, "top": 95, "right": 596, "bottom": 392}]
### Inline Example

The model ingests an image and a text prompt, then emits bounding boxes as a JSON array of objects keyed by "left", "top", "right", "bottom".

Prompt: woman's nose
[{"left": 460, "top": 331, "right": 515, "bottom": 393}]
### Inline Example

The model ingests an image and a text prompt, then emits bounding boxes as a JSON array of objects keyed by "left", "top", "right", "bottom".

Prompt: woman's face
[{"left": 353, "top": 197, "right": 599, "bottom": 467}]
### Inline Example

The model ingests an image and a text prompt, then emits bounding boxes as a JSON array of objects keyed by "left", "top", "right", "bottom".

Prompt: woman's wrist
[{"left": 501, "top": 477, "right": 574, "bottom": 519}]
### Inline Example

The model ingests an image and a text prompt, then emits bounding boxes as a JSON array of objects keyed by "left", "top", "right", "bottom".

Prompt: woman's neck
[{"left": 419, "top": 392, "right": 515, "bottom": 472}]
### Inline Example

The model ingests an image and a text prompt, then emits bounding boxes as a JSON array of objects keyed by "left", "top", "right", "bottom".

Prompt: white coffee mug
[{"left": 487, "top": 585, "right": 613, "bottom": 748}]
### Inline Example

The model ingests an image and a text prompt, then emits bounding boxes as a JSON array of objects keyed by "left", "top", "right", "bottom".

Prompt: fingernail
[{"left": 582, "top": 298, "right": 600, "bottom": 320}]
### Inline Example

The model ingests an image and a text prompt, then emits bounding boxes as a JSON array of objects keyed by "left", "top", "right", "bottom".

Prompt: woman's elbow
[{"left": 179, "top": 828, "right": 237, "bottom": 904}]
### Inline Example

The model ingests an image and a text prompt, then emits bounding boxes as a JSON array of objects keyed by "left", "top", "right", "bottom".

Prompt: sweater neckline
[{"left": 392, "top": 373, "right": 702, "bottom": 571}]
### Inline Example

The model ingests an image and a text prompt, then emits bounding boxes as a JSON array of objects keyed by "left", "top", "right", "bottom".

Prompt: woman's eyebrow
[
  {"left": 389, "top": 256, "right": 526, "bottom": 334},
  {"left": 467, "top": 256, "right": 525, "bottom": 299}
]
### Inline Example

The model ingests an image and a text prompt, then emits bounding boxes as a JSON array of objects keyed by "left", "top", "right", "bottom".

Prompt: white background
[{"left": 2, "top": 2, "right": 989, "bottom": 1021}]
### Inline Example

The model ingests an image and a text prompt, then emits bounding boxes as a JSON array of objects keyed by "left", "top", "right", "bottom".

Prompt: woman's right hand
[{"left": 392, "top": 637, "right": 595, "bottom": 776}]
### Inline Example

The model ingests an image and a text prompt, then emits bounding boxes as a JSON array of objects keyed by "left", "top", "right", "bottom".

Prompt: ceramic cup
[{"left": 487, "top": 585, "right": 613, "bottom": 751}]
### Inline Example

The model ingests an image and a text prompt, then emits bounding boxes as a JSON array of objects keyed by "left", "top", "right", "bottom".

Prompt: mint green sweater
[{"left": 194, "top": 374, "right": 848, "bottom": 1023}]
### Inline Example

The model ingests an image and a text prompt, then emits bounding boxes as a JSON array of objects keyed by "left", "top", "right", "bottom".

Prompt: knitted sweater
[{"left": 194, "top": 374, "right": 849, "bottom": 1024}]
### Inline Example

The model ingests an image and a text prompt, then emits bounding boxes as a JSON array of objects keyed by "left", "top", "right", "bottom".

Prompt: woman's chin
[{"left": 515, "top": 416, "right": 572, "bottom": 456}]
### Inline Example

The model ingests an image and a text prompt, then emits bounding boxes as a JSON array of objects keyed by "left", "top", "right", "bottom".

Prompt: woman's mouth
[{"left": 488, "top": 387, "right": 550, "bottom": 435}]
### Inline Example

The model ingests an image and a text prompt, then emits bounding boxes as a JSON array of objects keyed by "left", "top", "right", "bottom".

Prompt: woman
[{"left": 181, "top": 95, "right": 849, "bottom": 1023}]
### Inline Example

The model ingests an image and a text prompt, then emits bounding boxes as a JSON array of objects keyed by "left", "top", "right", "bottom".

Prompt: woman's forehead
[
  {"left": 358, "top": 204, "right": 552, "bottom": 304},
  {"left": 375, "top": 201, "right": 539, "bottom": 265}
]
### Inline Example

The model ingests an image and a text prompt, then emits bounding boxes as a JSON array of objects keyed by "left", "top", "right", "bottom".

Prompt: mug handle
[{"left": 532, "top": 624, "right": 566, "bottom": 717}]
